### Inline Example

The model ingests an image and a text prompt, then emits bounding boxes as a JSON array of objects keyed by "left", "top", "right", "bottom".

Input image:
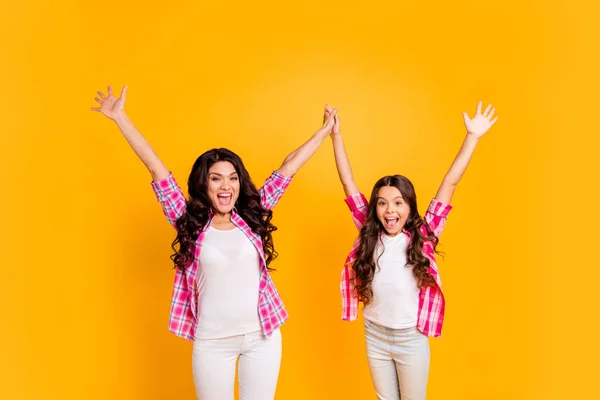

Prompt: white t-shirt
[
  {"left": 194, "top": 226, "right": 262, "bottom": 339},
  {"left": 363, "top": 233, "right": 420, "bottom": 329}
]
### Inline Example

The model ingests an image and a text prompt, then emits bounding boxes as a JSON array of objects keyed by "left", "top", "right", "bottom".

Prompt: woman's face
[{"left": 206, "top": 161, "right": 240, "bottom": 215}]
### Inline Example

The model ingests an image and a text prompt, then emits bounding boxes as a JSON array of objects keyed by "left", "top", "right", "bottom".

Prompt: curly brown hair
[
  {"left": 170, "top": 148, "right": 278, "bottom": 272},
  {"left": 352, "top": 175, "right": 440, "bottom": 305}
]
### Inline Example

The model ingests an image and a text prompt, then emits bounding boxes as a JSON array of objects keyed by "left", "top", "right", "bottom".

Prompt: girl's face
[
  {"left": 375, "top": 185, "right": 411, "bottom": 237},
  {"left": 207, "top": 161, "right": 240, "bottom": 215}
]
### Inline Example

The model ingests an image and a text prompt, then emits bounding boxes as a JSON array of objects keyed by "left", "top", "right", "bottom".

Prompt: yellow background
[{"left": 1, "top": 0, "right": 598, "bottom": 399}]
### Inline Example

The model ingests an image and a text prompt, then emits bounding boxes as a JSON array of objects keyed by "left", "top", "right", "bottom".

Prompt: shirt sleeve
[
  {"left": 344, "top": 193, "right": 369, "bottom": 231},
  {"left": 259, "top": 170, "right": 293, "bottom": 211},
  {"left": 424, "top": 198, "right": 453, "bottom": 238},
  {"left": 151, "top": 173, "right": 187, "bottom": 228}
]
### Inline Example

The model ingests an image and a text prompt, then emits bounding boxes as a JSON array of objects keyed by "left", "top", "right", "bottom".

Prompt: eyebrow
[
  {"left": 209, "top": 172, "right": 238, "bottom": 177},
  {"left": 377, "top": 196, "right": 404, "bottom": 200}
]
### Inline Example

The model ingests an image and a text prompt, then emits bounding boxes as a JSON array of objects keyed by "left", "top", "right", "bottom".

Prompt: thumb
[
  {"left": 462, "top": 111, "right": 470, "bottom": 124},
  {"left": 120, "top": 86, "right": 128, "bottom": 102}
]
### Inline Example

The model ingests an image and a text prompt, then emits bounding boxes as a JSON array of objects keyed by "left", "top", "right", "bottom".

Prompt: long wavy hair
[
  {"left": 170, "top": 148, "right": 278, "bottom": 272},
  {"left": 352, "top": 175, "right": 440, "bottom": 305}
]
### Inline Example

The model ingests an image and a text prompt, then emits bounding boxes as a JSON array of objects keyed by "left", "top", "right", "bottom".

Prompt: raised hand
[
  {"left": 91, "top": 86, "right": 128, "bottom": 121},
  {"left": 321, "top": 104, "right": 338, "bottom": 135},
  {"left": 325, "top": 104, "right": 340, "bottom": 136},
  {"left": 435, "top": 101, "right": 499, "bottom": 204},
  {"left": 277, "top": 105, "right": 339, "bottom": 178},
  {"left": 462, "top": 101, "right": 498, "bottom": 139}
]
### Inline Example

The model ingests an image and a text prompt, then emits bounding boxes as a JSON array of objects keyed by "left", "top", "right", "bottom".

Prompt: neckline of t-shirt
[
  {"left": 208, "top": 225, "right": 238, "bottom": 233},
  {"left": 380, "top": 232, "right": 407, "bottom": 242}
]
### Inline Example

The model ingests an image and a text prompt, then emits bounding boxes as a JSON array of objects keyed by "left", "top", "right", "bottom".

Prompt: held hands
[
  {"left": 462, "top": 101, "right": 499, "bottom": 139},
  {"left": 319, "top": 104, "right": 338, "bottom": 137},
  {"left": 323, "top": 104, "right": 340, "bottom": 137},
  {"left": 91, "top": 86, "right": 128, "bottom": 121}
]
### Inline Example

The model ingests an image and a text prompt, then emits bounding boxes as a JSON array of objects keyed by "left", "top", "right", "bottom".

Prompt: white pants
[
  {"left": 192, "top": 329, "right": 282, "bottom": 400},
  {"left": 364, "top": 319, "right": 430, "bottom": 400}
]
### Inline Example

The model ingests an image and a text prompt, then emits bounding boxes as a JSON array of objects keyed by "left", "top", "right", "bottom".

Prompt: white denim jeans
[
  {"left": 364, "top": 319, "right": 430, "bottom": 400},
  {"left": 192, "top": 329, "right": 282, "bottom": 400}
]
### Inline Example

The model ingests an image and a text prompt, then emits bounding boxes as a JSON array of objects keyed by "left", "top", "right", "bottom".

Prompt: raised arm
[
  {"left": 434, "top": 101, "right": 499, "bottom": 204},
  {"left": 328, "top": 105, "right": 360, "bottom": 197},
  {"left": 276, "top": 106, "right": 338, "bottom": 178},
  {"left": 91, "top": 86, "right": 169, "bottom": 182}
]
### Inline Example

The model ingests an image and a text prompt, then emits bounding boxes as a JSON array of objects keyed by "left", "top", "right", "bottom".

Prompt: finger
[
  {"left": 483, "top": 104, "right": 492, "bottom": 116},
  {"left": 462, "top": 111, "right": 470, "bottom": 124},
  {"left": 325, "top": 104, "right": 333, "bottom": 112},
  {"left": 476, "top": 101, "right": 482, "bottom": 114},
  {"left": 325, "top": 109, "right": 337, "bottom": 121},
  {"left": 490, "top": 116, "right": 499, "bottom": 125},
  {"left": 97, "top": 91, "right": 107, "bottom": 100},
  {"left": 120, "top": 86, "right": 128, "bottom": 102},
  {"left": 326, "top": 111, "right": 336, "bottom": 126},
  {"left": 107, "top": 86, "right": 113, "bottom": 97},
  {"left": 488, "top": 108, "right": 495, "bottom": 119},
  {"left": 95, "top": 97, "right": 103, "bottom": 105}
]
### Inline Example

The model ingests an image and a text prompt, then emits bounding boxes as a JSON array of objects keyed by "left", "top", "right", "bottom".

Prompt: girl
[
  {"left": 327, "top": 102, "right": 498, "bottom": 400},
  {"left": 91, "top": 86, "right": 338, "bottom": 400}
]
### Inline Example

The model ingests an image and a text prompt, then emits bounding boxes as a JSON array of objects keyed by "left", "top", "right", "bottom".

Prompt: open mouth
[
  {"left": 217, "top": 193, "right": 233, "bottom": 207},
  {"left": 383, "top": 217, "right": 399, "bottom": 230}
]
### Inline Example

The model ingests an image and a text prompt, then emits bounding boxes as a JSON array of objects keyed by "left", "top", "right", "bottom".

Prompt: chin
[{"left": 382, "top": 227, "right": 402, "bottom": 236}]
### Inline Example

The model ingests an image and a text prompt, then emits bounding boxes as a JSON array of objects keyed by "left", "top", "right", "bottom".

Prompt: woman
[{"left": 91, "top": 86, "right": 338, "bottom": 400}]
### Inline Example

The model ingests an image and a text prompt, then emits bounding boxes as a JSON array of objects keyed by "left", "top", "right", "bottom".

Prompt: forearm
[
  {"left": 114, "top": 114, "right": 169, "bottom": 181},
  {"left": 277, "top": 129, "right": 328, "bottom": 177},
  {"left": 331, "top": 133, "right": 359, "bottom": 197},
  {"left": 435, "top": 133, "right": 480, "bottom": 203}
]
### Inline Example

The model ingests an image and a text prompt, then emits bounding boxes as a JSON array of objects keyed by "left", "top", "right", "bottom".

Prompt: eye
[
  {"left": 396, "top": 202, "right": 403, "bottom": 206},
  {"left": 378, "top": 201, "right": 386, "bottom": 206},
  {"left": 211, "top": 176, "right": 220, "bottom": 181},
  {"left": 231, "top": 176, "right": 239, "bottom": 181}
]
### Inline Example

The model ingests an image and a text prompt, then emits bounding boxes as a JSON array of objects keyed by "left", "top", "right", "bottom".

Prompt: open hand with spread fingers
[
  {"left": 462, "top": 101, "right": 498, "bottom": 139},
  {"left": 91, "top": 85, "right": 128, "bottom": 121}
]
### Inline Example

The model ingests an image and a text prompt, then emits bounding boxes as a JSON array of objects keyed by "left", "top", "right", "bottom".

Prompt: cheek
[{"left": 207, "top": 182, "right": 217, "bottom": 195}]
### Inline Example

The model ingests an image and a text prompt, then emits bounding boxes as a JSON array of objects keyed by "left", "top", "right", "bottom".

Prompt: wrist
[
  {"left": 315, "top": 127, "right": 330, "bottom": 138},
  {"left": 113, "top": 113, "right": 130, "bottom": 126}
]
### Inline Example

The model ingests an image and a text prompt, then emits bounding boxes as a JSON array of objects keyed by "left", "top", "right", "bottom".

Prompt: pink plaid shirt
[
  {"left": 340, "top": 193, "right": 453, "bottom": 337},
  {"left": 151, "top": 171, "right": 292, "bottom": 342}
]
